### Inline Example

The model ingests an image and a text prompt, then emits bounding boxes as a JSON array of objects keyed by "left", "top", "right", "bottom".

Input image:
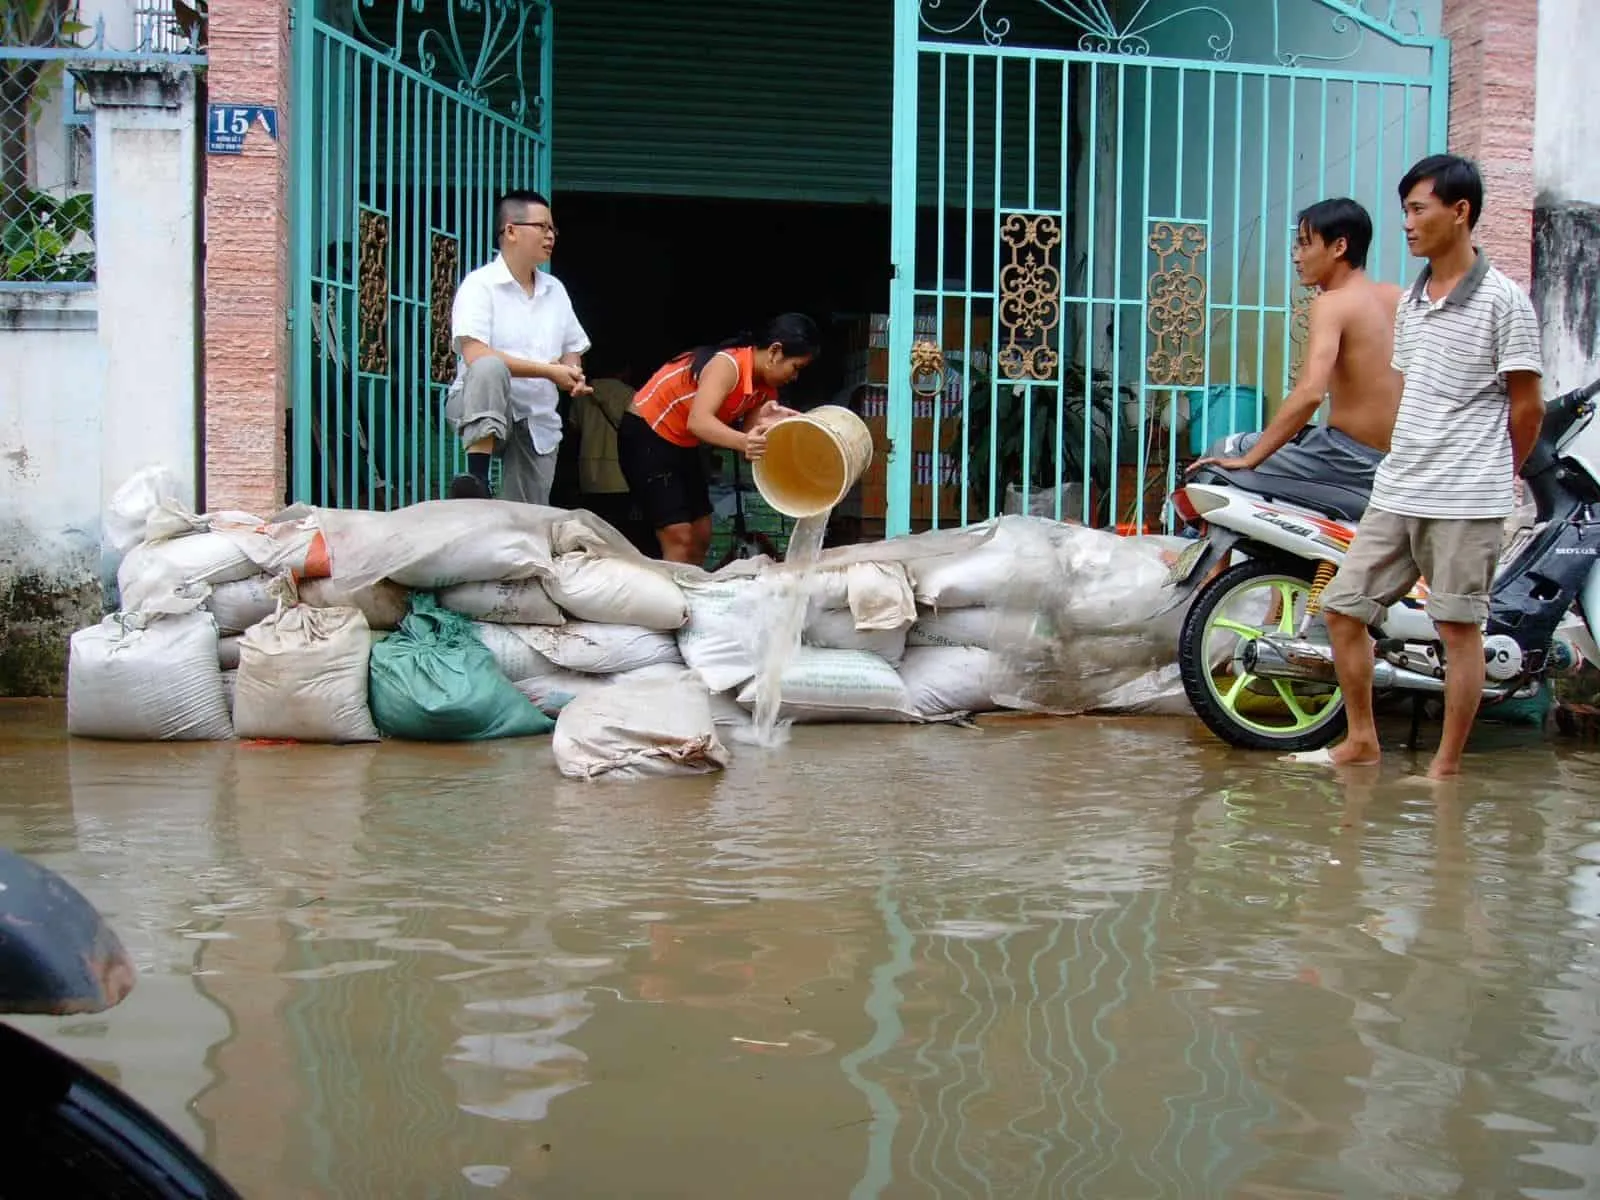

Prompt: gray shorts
[
  {"left": 1320, "top": 508, "right": 1503, "bottom": 627},
  {"left": 1210, "top": 424, "right": 1382, "bottom": 494}
]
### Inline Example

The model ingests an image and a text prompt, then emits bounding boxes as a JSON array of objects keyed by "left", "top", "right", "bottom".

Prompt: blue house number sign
[{"left": 206, "top": 104, "right": 279, "bottom": 155}]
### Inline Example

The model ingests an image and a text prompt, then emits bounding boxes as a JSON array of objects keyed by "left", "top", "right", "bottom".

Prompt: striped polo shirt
[{"left": 1368, "top": 250, "right": 1543, "bottom": 520}]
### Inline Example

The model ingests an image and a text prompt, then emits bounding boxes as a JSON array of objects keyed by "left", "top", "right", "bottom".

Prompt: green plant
[
  {"left": 943, "top": 354, "right": 1129, "bottom": 514},
  {"left": 2, "top": 0, "right": 89, "bottom": 226},
  {"left": 2, "top": 189, "right": 94, "bottom": 282}
]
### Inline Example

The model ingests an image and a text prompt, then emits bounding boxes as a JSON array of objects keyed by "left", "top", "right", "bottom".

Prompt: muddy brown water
[{"left": 3, "top": 699, "right": 1599, "bottom": 1198}]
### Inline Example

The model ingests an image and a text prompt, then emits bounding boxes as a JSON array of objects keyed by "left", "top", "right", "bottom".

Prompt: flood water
[{"left": 4, "top": 699, "right": 1600, "bottom": 1198}]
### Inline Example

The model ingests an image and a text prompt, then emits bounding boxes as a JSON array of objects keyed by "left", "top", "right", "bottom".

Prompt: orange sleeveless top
[{"left": 631, "top": 346, "right": 774, "bottom": 448}]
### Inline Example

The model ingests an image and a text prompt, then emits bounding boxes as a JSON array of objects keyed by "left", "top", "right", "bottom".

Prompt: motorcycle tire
[{"left": 1178, "top": 557, "right": 1348, "bottom": 752}]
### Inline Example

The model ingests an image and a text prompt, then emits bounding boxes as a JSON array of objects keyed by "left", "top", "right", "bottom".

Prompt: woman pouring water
[{"left": 618, "top": 314, "right": 821, "bottom": 563}]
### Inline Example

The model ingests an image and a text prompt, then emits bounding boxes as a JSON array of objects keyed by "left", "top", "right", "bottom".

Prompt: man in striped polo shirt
[{"left": 1310, "top": 154, "right": 1545, "bottom": 780}]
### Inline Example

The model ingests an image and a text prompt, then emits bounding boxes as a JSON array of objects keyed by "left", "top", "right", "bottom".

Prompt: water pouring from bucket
[{"left": 736, "top": 406, "right": 875, "bottom": 746}]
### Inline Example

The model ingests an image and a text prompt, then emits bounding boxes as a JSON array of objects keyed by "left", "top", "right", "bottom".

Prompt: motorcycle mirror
[{"left": 0, "top": 848, "right": 136, "bottom": 1016}]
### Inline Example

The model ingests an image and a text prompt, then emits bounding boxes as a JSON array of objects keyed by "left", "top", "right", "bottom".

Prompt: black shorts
[{"left": 617, "top": 412, "right": 712, "bottom": 529}]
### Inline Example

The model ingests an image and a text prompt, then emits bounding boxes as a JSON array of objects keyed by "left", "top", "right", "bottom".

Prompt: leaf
[{"left": 57, "top": 192, "right": 92, "bottom": 234}]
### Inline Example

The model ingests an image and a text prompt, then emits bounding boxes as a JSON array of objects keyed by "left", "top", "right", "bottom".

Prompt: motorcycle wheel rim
[{"left": 1201, "top": 573, "right": 1343, "bottom": 739}]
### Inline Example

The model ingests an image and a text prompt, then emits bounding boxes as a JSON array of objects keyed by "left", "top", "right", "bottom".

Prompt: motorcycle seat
[
  {"left": 0, "top": 848, "right": 135, "bottom": 1015},
  {"left": 1188, "top": 464, "right": 1369, "bottom": 523}
]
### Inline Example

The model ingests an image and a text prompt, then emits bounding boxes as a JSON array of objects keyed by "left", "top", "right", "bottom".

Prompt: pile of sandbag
[{"left": 70, "top": 471, "right": 1199, "bottom": 753}]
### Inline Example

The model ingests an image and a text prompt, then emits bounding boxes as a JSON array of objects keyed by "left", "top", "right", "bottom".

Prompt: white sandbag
[
  {"left": 910, "top": 522, "right": 1040, "bottom": 610},
  {"left": 103, "top": 464, "right": 185, "bottom": 557},
  {"left": 676, "top": 577, "right": 761, "bottom": 693},
  {"left": 1089, "top": 663, "right": 1191, "bottom": 716},
  {"left": 298, "top": 576, "right": 411, "bottom": 632},
  {"left": 707, "top": 688, "right": 750, "bottom": 729},
  {"left": 518, "top": 623, "right": 682, "bottom": 675},
  {"left": 844, "top": 562, "right": 917, "bottom": 631},
  {"left": 206, "top": 575, "right": 277, "bottom": 635},
  {"left": 544, "top": 549, "right": 688, "bottom": 630},
  {"left": 907, "top": 606, "right": 1042, "bottom": 651},
  {"left": 67, "top": 612, "right": 234, "bottom": 741},
  {"left": 803, "top": 606, "right": 908, "bottom": 665},
  {"left": 735, "top": 647, "right": 919, "bottom": 724},
  {"left": 217, "top": 634, "right": 242, "bottom": 670},
  {"left": 515, "top": 669, "right": 610, "bottom": 717},
  {"left": 438, "top": 578, "right": 564, "bottom": 626},
  {"left": 221, "top": 668, "right": 237, "bottom": 713},
  {"left": 117, "top": 533, "right": 258, "bottom": 615},
  {"left": 232, "top": 604, "right": 381, "bottom": 743},
  {"left": 311, "top": 499, "right": 559, "bottom": 590},
  {"left": 898, "top": 645, "right": 997, "bottom": 717},
  {"left": 553, "top": 675, "right": 731, "bottom": 780},
  {"left": 470, "top": 622, "right": 556, "bottom": 681}
]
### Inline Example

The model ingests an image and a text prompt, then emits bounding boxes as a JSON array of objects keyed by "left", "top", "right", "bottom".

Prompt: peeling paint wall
[
  {"left": 1533, "top": 0, "right": 1600, "bottom": 391},
  {"left": 0, "top": 294, "right": 107, "bottom": 696}
]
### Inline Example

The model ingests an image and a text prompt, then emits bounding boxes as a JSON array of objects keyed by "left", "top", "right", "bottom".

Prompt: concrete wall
[
  {"left": 0, "top": 294, "right": 106, "bottom": 695},
  {"left": 0, "top": 63, "right": 201, "bottom": 696},
  {"left": 1532, "top": 0, "right": 1600, "bottom": 393}
]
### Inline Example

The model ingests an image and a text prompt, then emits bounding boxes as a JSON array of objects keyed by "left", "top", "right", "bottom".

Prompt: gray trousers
[
  {"left": 444, "top": 356, "right": 557, "bottom": 505},
  {"left": 1208, "top": 424, "right": 1383, "bottom": 495}
]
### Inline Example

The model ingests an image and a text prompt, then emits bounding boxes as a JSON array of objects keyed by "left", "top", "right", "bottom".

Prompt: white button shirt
[{"left": 450, "top": 255, "right": 591, "bottom": 455}]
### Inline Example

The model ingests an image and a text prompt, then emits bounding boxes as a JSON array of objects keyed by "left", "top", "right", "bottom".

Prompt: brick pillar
[
  {"left": 1442, "top": 0, "right": 1539, "bottom": 290},
  {"left": 202, "top": 0, "right": 291, "bottom": 515}
]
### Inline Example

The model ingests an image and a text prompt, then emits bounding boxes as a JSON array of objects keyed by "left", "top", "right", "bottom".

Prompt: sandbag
[
  {"left": 206, "top": 575, "right": 277, "bottom": 635},
  {"left": 103, "top": 464, "right": 185, "bottom": 558},
  {"left": 221, "top": 668, "right": 237, "bottom": 713},
  {"left": 907, "top": 607, "right": 1041, "bottom": 651},
  {"left": 898, "top": 645, "right": 997, "bottom": 717},
  {"left": 910, "top": 522, "right": 1038, "bottom": 610},
  {"left": 368, "top": 594, "right": 554, "bottom": 741},
  {"left": 515, "top": 669, "right": 611, "bottom": 717},
  {"left": 438, "top": 578, "right": 564, "bottom": 626},
  {"left": 232, "top": 603, "right": 381, "bottom": 743},
  {"left": 470, "top": 622, "right": 555, "bottom": 681},
  {"left": 735, "top": 647, "right": 919, "bottom": 724},
  {"left": 298, "top": 576, "right": 410, "bottom": 632},
  {"left": 312, "top": 499, "right": 559, "bottom": 590},
  {"left": 117, "top": 532, "right": 258, "bottom": 615},
  {"left": 1089, "top": 663, "right": 1191, "bottom": 716},
  {"left": 803, "top": 562, "right": 916, "bottom": 631},
  {"left": 553, "top": 675, "right": 731, "bottom": 780},
  {"left": 544, "top": 549, "right": 688, "bottom": 630},
  {"left": 517, "top": 622, "right": 682, "bottom": 675},
  {"left": 676, "top": 577, "right": 761, "bottom": 693},
  {"left": 67, "top": 611, "right": 234, "bottom": 741},
  {"left": 217, "top": 634, "right": 242, "bottom": 670},
  {"left": 803, "top": 606, "right": 908, "bottom": 665}
]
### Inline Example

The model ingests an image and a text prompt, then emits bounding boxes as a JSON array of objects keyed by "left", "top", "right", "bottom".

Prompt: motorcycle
[
  {"left": 1162, "top": 378, "right": 1600, "bottom": 752},
  {"left": 0, "top": 846, "right": 243, "bottom": 1198}
]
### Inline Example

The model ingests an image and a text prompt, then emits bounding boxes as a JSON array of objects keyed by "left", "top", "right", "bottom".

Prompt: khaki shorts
[{"left": 1320, "top": 508, "right": 1502, "bottom": 628}]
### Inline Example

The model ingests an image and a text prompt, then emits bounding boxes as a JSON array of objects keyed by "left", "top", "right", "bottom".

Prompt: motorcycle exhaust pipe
[{"left": 1242, "top": 637, "right": 1510, "bottom": 699}]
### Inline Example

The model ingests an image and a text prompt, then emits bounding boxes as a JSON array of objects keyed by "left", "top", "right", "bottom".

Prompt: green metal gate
[
  {"left": 289, "top": 0, "right": 552, "bottom": 509},
  {"left": 885, "top": 0, "right": 1449, "bottom": 535}
]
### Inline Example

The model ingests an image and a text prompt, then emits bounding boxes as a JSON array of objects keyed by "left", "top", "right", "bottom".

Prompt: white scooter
[{"left": 1161, "top": 379, "right": 1600, "bottom": 752}]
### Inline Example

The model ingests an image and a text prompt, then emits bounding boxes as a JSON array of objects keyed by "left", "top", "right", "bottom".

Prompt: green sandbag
[{"left": 368, "top": 592, "right": 554, "bottom": 740}]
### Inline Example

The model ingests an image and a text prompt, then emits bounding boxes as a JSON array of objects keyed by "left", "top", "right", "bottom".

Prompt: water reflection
[{"left": 1, "top": 701, "right": 1598, "bottom": 1198}]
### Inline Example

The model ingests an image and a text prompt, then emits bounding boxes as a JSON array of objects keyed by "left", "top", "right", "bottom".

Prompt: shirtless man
[{"left": 1190, "top": 197, "right": 1401, "bottom": 492}]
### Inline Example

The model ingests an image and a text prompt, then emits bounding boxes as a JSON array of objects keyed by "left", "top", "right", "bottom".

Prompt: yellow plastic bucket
[{"left": 751, "top": 405, "right": 875, "bottom": 519}]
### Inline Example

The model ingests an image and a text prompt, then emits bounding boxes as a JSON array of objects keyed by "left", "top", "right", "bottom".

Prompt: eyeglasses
[{"left": 506, "top": 220, "right": 558, "bottom": 237}]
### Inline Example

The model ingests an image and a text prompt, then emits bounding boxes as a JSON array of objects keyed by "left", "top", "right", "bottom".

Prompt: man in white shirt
[{"left": 445, "top": 189, "right": 591, "bottom": 503}]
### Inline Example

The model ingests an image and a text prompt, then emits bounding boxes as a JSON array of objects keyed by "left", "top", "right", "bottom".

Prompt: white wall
[
  {"left": 1532, "top": 0, "right": 1600, "bottom": 394},
  {"left": 0, "top": 63, "right": 200, "bottom": 695}
]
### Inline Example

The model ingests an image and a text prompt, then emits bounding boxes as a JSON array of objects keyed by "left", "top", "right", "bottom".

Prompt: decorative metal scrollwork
[
  {"left": 430, "top": 231, "right": 460, "bottom": 385},
  {"left": 350, "top": 0, "right": 545, "bottom": 126},
  {"left": 919, "top": 0, "right": 1437, "bottom": 64},
  {"left": 1145, "top": 221, "right": 1208, "bottom": 388},
  {"left": 996, "top": 213, "right": 1062, "bottom": 382},
  {"left": 1289, "top": 277, "right": 1314, "bottom": 376},
  {"left": 920, "top": 0, "right": 1235, "bottom": 60},
  {"left": 357, "top": 207, "right": 390, "bottom": 376}
]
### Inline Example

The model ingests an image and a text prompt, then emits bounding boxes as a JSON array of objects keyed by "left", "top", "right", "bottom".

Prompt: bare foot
[
  {"left": 1426, "top": 758, "right": 1462, "bottom": 781},
  {"left": 1280, "top": 740, "right": 1381, "bottom": 767}
]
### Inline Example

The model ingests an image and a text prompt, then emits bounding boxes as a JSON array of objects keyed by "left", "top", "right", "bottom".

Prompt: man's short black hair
[
  {"left": 1297, "top": 197, "right": 1373, "bottom": 269},
  {"left": 1397, "top": 153, "right": 1483, "bottom": 229},
  {"left": 494, "top": 189, "right": 551, "bottom": 246}
]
